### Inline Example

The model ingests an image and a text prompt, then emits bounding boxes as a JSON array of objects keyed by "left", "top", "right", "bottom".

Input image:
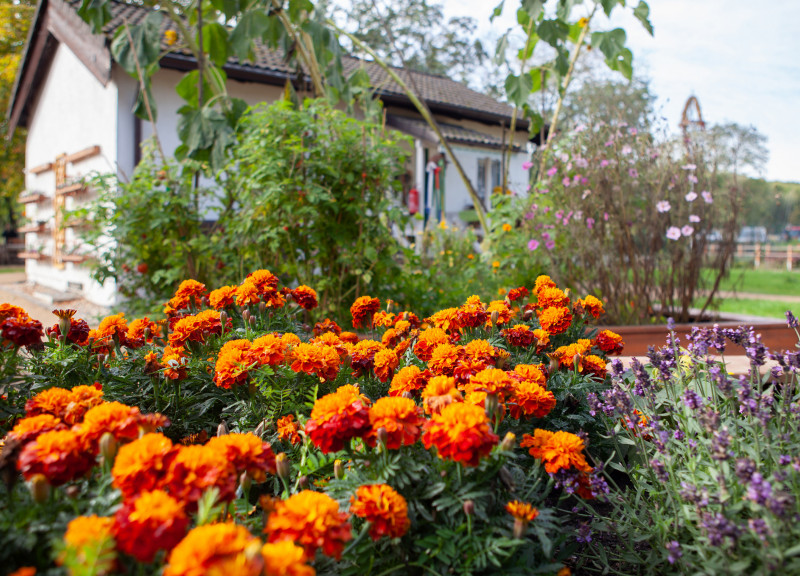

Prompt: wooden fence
[{"left": 707, "top": 243, "right": 800, "bottom": 270}]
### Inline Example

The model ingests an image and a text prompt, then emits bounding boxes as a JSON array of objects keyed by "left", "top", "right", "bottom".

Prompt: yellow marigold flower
[
  {"left": 165, "top": 523, "right": 263, "bottom": 576},
  {"left": 520, "top": 429, "right": 592, "bottom": 474},
  {"left": 505, "top": 500, "right": 539, "bottom": 522},
  {"left": 350, "top": 484, "right": 410, "bottom": 540},
  {"left": 554, "top": 339, "right": 592, "bottom": 369},
  {"left": 492, "top": 261, "right": 500, "bottom": 268},
  {"left": 261, "top": 540, "right": 315, "bottom": 576},
  {"left": 533, "top": 275, "right": 557, "bottom": 295},
  {"left": 536, "top": 287, "right": 569, "bottom": 309},
  {"left": 277, "top": 414, "right": 301, "bottom": 445},
  {"left": 165, "top": 29, "right": 178, "bottom": 46},
  {"left": 576, "top": 294, "right": 605, "bottom": 318},
  {"left": 367, "top": 396, "right": 425, "bottom": 449},
  {"left": 578, "top": 17, "right": 589, "bottom": 27},
  {"left": 372, "top": 311, "right": 396, "bottom": 328},
  {"left": 422, "top": 402, "right": 498, "bottom": 466},
  {"left": 265, "top": 490, "right": 352, "bottom": 559}
]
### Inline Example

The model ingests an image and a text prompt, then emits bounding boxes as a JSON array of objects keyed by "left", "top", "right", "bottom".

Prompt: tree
[
  {"left": 335, "top": 0, "right": 488, "bottom": 85},
  {"left": 0, "top": 0, "right": 35, "bottom": 233},
  {"left": 702, "top": 122, "right": 769, "bottom": 177}
]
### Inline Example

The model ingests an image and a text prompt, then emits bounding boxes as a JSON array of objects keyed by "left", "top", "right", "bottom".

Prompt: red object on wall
[{"left": 408, "top": 188, "right": 419, "bottom": 215}]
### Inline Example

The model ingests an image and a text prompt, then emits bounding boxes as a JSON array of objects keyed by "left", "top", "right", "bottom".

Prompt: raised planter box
[
  {"left": 60, "top": 254, "right": 89, "bottom": 264},
  {"left": 606, "top": 313, "right": 796, "bottom": 357},
  {"left": 18, "top": 251, "right": 47, "bottom": 261}
]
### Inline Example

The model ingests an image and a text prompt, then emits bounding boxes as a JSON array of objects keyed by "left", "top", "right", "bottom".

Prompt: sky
[{"left": 441, "top": 0, "right": 800, "bottom": 183}]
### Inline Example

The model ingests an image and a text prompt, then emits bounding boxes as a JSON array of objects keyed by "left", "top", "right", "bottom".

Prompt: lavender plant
[{"left": 575, "top": 315, "right": 800, "bottom": 574}]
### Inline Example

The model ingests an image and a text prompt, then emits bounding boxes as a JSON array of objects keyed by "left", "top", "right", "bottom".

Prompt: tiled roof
[
  {"left": 386, "top": 115, "right": 522, "bottom": 150},
  {"left": 97, "top": 0, "right": 522, "bottom": 126}
]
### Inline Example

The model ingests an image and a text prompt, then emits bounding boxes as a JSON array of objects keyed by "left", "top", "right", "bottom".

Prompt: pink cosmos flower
[
  {"left": 528, "top": 239, "right": 540, "bottom": 251},
  {"left": 547, "top": 166, "right": 558, "bottom": 177},
  {"left": 666, "top": 227, "right": 681, "bottom": 240},
  {"left": 656, "top": 201, "right": 671, "bottom": 213},
  {"left": 681, "top": 225, "right": 694, "bottom": 237},
  {"left": 702, "top": 191, "right": 713, "bottom": 204},
  {"left": 689, "top": 215, "right": 701, "bottom": 223},
  {"left": 522, "top": 161, "right": 534, "bottom": 170},
  {"left": 545, "top": 240, "right": 556, "bottom": 250},
  {"left": 685, "top": 191, "right": 697, "bottom": 202}
]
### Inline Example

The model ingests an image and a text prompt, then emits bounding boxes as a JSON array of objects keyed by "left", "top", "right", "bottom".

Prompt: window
[{"left": 476, "top": 160, "right": 487, "bottom": 206}]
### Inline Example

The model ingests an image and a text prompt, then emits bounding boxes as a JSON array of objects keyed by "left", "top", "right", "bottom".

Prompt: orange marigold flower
[
  {"left": 427, "top": 342, "right": 461, "bottom": 376},
  {"left": 453, "top": 357, "right": 490, "bottom": 387},
  {"left": 305, "top": 385, "right": 371, "bottom": 453},
  {"left": 393, "top": 338, "right": 412, "bottom": 357},
  {"left": 513, "top": 364, "right": 547, "bottom": 386},
  {"left": 536, "top": 287, "right": 569, "bottom": 309},
  {"left": 380, "top": 327, "right": 402, "bottom": 348},
  {"left": 265, "top": 490, "right": 352, "bottom": 559},
  {"left": 508, "top": 379, "right": 556, "bottom": 420},
  {"left": 421, "top": 375, "right": 462, "bottom": 414},
  {"left": 464, "top": 368, "right": 516, "bottom": 402},
  {"left": 507, "top": 287, "right": 529, "bottom": 302},
  {"left": 554, "top": 339, "right": 592, "bottom": 369},
  {"left": 350, "top": 484, "right": 410, "bottom": 540},
  {"left": 580, "top": 354, "right": 607, "bottom": 379},
  {"left": 168, "top": 279, "right": 208, "bottom": 311},
  {"left": 533, "top": 329, "right": 550, "bottom": 350},
  {"left": 126, "top": 317, "right": 158, "bottom": 347},
  {"left": 339, "top": 331, "right": 359, "bottom": 344},
  {"left": 0, "top": 303, "right": 29, "bottom": 322},
  {"left": 249, "top": 334, "right": 286, "bottom": 366},
  {"left": 162, "top": 345, "right": 188, "bottom": 380},
  {"left": 425, "top": 307, "right": 460, "bottom": 333},
  {"left": 214, "top": 339, "right": 254, "bottom": 389},
  {"left": 78, "top": 401, "right": 146, "bottom": 445},
  {"left": 349, "top": 339, "right": 383, "bottom": 377},
  {"left": 18, "top": 429, "right": 96, "bottom": 485},
  {"left": 502, "top": 324, "right": 535, "bottom": 347},
  {"left": 168, "top": 310, "right": 222, "bottom": 347},
  {"left": 207, "top": 433, "right": 276, "bottom": 482},
  {"left": 114, "top": 489, "right": 189, "bottom": 563},
  {"left": 25, "top": 387, "right": 73, "bottom": 419},
  {"left": 96, "top": 313, "right": 128, "bottom": 341},
  {"left": 485, "top": 300, "right": 514, "bottom": 327},
  {"left": 236, "top": 281, "right": 261, "bottom": 306},
  {"left": 373, "top": 348, "right": 399, "bottom": 383},
  {"left": 520, "top": 429, "right": 592, "bottom": 474},
  {"left": 290, "top": 285, "right": 318, "bottom": 310},
  {"left": 261, "top": 540, "right": 315, "bottom": 576},
  {"left": 290, "top": 342, "right": 340, "bottom": 382},
  {"left": 9, "top": 568, "right": 36, "bottom": 576},
  {"left": 537, "top": 306, "right": 573, "bottom": 334},
  {"left": 505, "top": 500, "right": 540, "bottom": 522},
  {"left": 462, "top": 339, "right": 497, "bottom": 364},
  {"left": 311, "top": 332, "right": 349, "bottom": 359},
  {"left": 281, "top": 332, "right": 302, "bottom": 347},
  {"left": 209, "top": 285, "right": 238, "bottom": 309},
  {"left": 165, "top": 444, "right": 238, "bottom": 506},
  {"left": 277, "top": 415, "right": 302, "bottom": 445},
  {"left": 313, "top": 318, "right": 342, "bottom": 336},
  {"left": 263, "top": 288, "right": 286, "bottom": 309},
  {"left": 457, "top": 296, "right": 488, "bottom": 329},
  {"left": 389, "top": 366, "right": 430, "bottom": 397},
  {"left": 63, "top": 384, "right": 105, "bottom": 425},
  {"left": 576, "top": 295, "right": 605, "bottom": 318},
  {"left": 366, "top": 397, "right": 425, "bottom": 449},
  {"left": 165, "top": 522, "right": 263, "bottom": 576},
  {"left": 112, "top": 433, "right": 174, "bottom": 498},
  {"left": 8, "top": 414, "right": 65, "bottom": 444},
  {"left": 533, "top": 275, "right": 557, "bottom": 295},
  {"left": 414, "top": 327, "right": 449, "bottom": 362},
  {"left": 350, "top": 296, "right": 380, "bottom": 329},
  {"left": 422, "top": 402, "right": 498, "bottom": 466},
  {"left": 594, "top": 329, "right": 624, "bottom": 355},
  {"left": 60, "top": 515, "right": 116, "bottom": 572},
  {"left": 372, "top": 311, "right": 396, "bottom": 328},
  {"left": 246, "top": 269, "right": 280, "bottom": 292}
]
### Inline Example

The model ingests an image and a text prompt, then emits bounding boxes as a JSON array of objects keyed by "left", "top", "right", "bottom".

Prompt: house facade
[{"left": 8, "top": 0, "right": 533, "bottom": 307}]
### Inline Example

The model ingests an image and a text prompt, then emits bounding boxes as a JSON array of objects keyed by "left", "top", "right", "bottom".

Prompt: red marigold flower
[
  {"left": 350, "top": 296, "right": 380, "bottom": 329},
  {"left": 168, "top": 309, "right": 222, "bottom": 347},
  {"left": 507, "top": 287, "right": 529, "bottom": 302},
  {"left": 349, "top": 339, "right": 383, "bottom": 377},
  {"left": 262, "top": 287, "right": 286, "bottom": 309},
  {"left": 554, "top": 339, "right": 592, "bottom": 369},
  {"left": 207, "top": 433, "right": 276, "bottom": 482},
  {"left": 485, "top": 300, "right": 514, "bottom": 327},
  {"left": 164, "top": 444, "right": 238, "bottom": 506},
  {"left": 350, "top": 484, "right": 410, "bottom": 540},
  {"left": 261, "top": 540, "right": 315, "bottom": 576},
  {"left": 421, "top": 375, "right": 462, "bottom": 414},
  {"left": 209, "top": 285, "right": 238, "bottom": 310},
  {"left": 161, "top": 345, "right": 188, "bottom": 380},
  {"left": 8, "top": 414, "right": 65, "bottom": 444},
  {"left": 305, "top": 385, "right": 371, "bottom": 453},
  {"left": 114, "top": 489, "right": 189, "bottom": 563},
  {"left": 457, "top": 296, "right": 488, "bottom": 329},
  {"left": 366, "top": 397, "right": 425, "bottom": 449},
  {"left": 422, "top": 402, "right": 498, "bottom": 466},
  {"left": 47, "top": 317, "right": 90, "bottom": 346},
  {"left": 373, "top": 348, "right": 399, "bottom": 383},
  {"left": 388, "top": 366, "right": 430, "bottom": 397},
  {"left": 25, "top": 387, "right": 73, "bottom": 419},
  {"left": 575, "top": 295, "right": 605, "bottom": 319},
  {"left": 594, "top": 329, "right": 624, "bottom": 355},
  {"left": 313, "top": 318, "right": 342, "bottom": 337},
  {"left": 277, "top": 415, "right": 302, "bottom": 445},
  {"left": 290, "top": 342, "right": 340, "bottom": 382},
  {"left": 59, "top": 515, "right": 116, "bottom": 572},
  {"left": 0, "top": 303, "right": 29, "bottom": 323},
  {"left": 533, "top": 329, "right": 550, "bottom": 351},
  {"left": 1, "top": 315, "right": 43, "bottom": 349},
  {"left": 508, "top": 379, "right": 556, "bottom": 420},
  {"left": 112, "top": 433, "right": 175, "bottom": 498},
  {"left": 165, "top": 523, "right": 263, "bottom": 576},
  {"left": 427, "top": 342, "right": 462, "bottom": 376},
  {"left": 413, "top": 328, "right": 449, "bottom": 362},
  {"left": 520, "top": 429, "right": 592, "bottom": 474},
  {"left": 214, "top": 339, "right": 254, "bottom": 389},
  {"left": 537, "top": 306, "right": 573, "bottom": 334},
  {"left": 265, "top": 490, "right": 352, "bottom": 559},
  {"left": 249, "top": 334, "right": 287, "bottom": 366},
  {"left": 502, "top": 324, "right": 535, "bottom": 347},
  {"left": 393, "top": 338, "right": 412, "bottom": 357},
  {"left": 78, "top": 402, "right": 146, "bottom": 446},
  {"left": 453, "top": 357, "right": 490, "bottom": 387},
  {"left": 580, "top": 354, "right": 607, "bottom": 379},
  {"left": 18, "top": 429, "right": 96, "bottom": 485},
  {"left": 533, "top": 275, "right": 557, "bottom": 295},
  {"left": 290, "top": 285, "right": 318, "bottom": 310},
  {"left": 236, "top": 281, "right": 261, "bottom": 306},
  {"left": 425, "top": 307, "right": 460, "bottom": 333}
]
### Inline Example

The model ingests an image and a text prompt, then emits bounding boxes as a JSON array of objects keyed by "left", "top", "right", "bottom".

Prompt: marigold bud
[
  {"left": 240, "top": 471, "right": 252, "bottom": 492},
  {"left": 548, "top": 354, "right": 559, "bottom": 375},
  {"left": 254, "top": 420, "right": 266, "bottom": 438},
  {"left": 334, "top": 459, "right": 344, "bottom": 480},
  {"left": 401, "top": 391, "right": 414, "bottom": 400},
  {"left": 376, "top": 426, "right": 389, "bottom": 449},
  {"left": 242, "top": 310, "right": 251, "bottom": 323},
  {"left": 249, "top": 315, "right": 257, "bottom": 328},
  {"left": 217, "top": 421, "right": 229, "bottom": 437},
  {"left": 523, "top": 308, "right": 533, "bottom": 322},
  {"left": 298, "top": 475, "right": 309, "bottom": 489},
  {"left": 491, "top": 310, "right": 500, "bottom": 327},
  {"left": 99, "top": 432, "right": 118, "bottom": 463},
  {"left": 463, "top": 500, "right": 475, "bottom": 516},
  {"left": 501, "top": 432, "right": 516, "bottom": 452},
  {"left": 513, "top": 518, "right": 526, "bottom": 539},
  {"left": 484, "top": 393, "right": 499, "bottom": 420},
  {"left": 573, "top": 353, "right": 582, "bottom": 372},
  {"left": 29, "top": 474, "right": 50, "bottom": 504},
  {"left": 259, "top": 302, "right": 267, "bottom": 315},
  {"left": 276, "top": 453, "right": 290, "bottom": 481}
]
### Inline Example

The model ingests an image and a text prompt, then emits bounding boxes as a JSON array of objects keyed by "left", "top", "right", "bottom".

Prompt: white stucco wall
[{"left": 24, "top": 42, "right": 119, "bottom": 306}]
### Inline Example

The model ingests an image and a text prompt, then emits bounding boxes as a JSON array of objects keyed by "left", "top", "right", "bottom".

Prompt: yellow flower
[
  {"left": 502, "top": 223, "right": 512, "bottom": 232},
  {"left": 578, "top": 17, "right": 589, "bottom": 28},
  {"left": 467, "top": 254, "right": 474, "bottom": 260},
  {"left": 492, "top": 261, "right": 500, "bottom": 269},
  {"left": 165, "top": 30, "right": 178, "bottom": 46},
  {"left": 438, "top": 220, "right": 448, "bottom": 230}
]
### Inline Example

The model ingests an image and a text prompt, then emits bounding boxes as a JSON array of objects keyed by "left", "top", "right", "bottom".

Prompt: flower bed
[{"left": 1, "top": 270, "right": 799, "bottom": 575}]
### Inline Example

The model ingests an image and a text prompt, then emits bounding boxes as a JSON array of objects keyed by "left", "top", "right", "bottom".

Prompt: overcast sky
[{"left": 441, "top": 0, "right": 800, "bottom": 183}]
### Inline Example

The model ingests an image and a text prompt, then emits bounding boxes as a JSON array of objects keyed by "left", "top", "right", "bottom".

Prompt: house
[{"left": 7, "top": 0, "right": 534, "bottom": 307}]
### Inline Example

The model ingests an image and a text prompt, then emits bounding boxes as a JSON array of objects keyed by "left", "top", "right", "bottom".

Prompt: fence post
[
  {"left": 755, "top": 243, "right": 761, "bottom": 268},
  {"left": 789, "top": 244, "right": 793, "bottom": 271}
]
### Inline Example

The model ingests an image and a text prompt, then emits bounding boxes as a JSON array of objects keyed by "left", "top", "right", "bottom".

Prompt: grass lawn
[
  {"left": 0, "top": 266, "right": 24, "bottom": 274},
  {"left": 701, "top": 298, "right": 794, "bottom": 320},
  {"left": 704, "top": 267, "right": 800, "bottom": 297}
]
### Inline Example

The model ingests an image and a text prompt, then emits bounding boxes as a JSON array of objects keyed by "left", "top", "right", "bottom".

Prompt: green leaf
[
  {"left": 202, "top": 22, "right": 230, "bottom": 68},
  {"left": 132, "top": 81, "right": 157, "bottom": 122},
  {"left": 494, "top": 31, "right": 510, "bottom": 65},
  {"left": 606, "top": 47, "right": 633, "bottom": 80},
  {"left": 517, "top": 33, "right": 539, "bottom": 60},
  {"left": 504, "top": 72, "right": 533, "bottom": 107},
  {"left": 491, "top": 0, "right": 505, "bottom": 22},
  {"left": 591, "top": 28, "right": 627, "bottom": 61},
  {"left": 230, "top": 9, "right": 271, "bottom": 61},
  {"left": 111, "top": 12, "right": 164, "bottom": 78},
  {"left": 521, "top": 0, "right": 545, "bottom": 19},
  {"left": 77, "top": 0, "right": 111, "bottom": 34},
  {"left": 556, "top": 0, "right": 579, "bottom": 20},
  {"left": 600, "top": 0, "right": 621, "bottom": 16},
  {"left": 633, "top": 1, "right": 654, "bottom": 35},
  {"left": 537, "top": 19, "right": 570, "bottom": 47},
  {"left": 176, "top": 71, "right": 202, "bottom": 108}
]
